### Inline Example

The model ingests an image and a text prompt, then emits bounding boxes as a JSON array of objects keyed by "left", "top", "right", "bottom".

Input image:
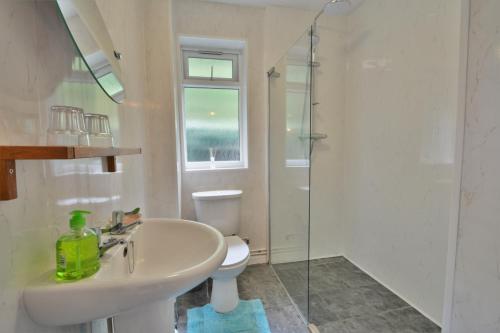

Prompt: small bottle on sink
[{"left": 56, "top": 210, "right": 100, "bottom": 281}]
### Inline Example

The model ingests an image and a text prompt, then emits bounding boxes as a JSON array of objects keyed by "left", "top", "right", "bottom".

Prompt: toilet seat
[
  {"left": 212, "top": 236, "right": 249, "bottom": 279},
  {"left": 221, "top": 236, "right": 250, "bottom": 267},
  {"left": 210, "top": 236, "right": 250, "bottom": 312}
]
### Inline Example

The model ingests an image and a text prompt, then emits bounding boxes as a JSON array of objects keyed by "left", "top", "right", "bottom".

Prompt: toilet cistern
[{"left": 192, "top": 189, "right": 250, "bottom": 313}]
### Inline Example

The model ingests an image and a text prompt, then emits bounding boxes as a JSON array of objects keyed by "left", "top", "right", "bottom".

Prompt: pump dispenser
[{"left": 56, "top": 210, "right": 100, "bottom": 281}]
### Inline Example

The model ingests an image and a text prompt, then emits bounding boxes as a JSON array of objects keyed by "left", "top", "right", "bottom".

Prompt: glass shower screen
[{"left": 268, "top": 28, "right": 313, "bottom": 322}]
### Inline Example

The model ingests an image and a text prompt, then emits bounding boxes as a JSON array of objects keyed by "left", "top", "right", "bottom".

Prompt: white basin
[{"left": 23, "top": 218, "right": 227, "bottom": 328}]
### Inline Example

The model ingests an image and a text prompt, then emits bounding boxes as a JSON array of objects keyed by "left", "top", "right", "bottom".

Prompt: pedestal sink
[{"left": 23, "top": 218, "right": 227, "bottom": 332}]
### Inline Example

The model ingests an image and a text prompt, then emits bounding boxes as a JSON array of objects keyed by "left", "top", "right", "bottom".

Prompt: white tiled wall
[
  {"left": 0, "top": 1, "right": 148, "bottom": 331},
  {"left": 449, "top": 1, "right": 500, "bottom": 332},
  {"left": 343, "top": 0, "right": 463, "bottom": 323}
]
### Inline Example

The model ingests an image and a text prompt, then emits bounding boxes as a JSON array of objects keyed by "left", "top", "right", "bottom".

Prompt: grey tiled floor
[
  {"left": 273, "top": 257, "right": 441, "bottom": 333},
  {"left": 176, "top": 264, "right": 308, "bottom": 333}
]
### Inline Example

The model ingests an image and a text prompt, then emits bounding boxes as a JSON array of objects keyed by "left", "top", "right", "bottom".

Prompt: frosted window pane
[
  {"left": 188, "top": 57, "right": 233, "bottom": 79},
  {"left": 287, "top": 64, "right": 309, "bottom": 84},
  {"left": 286, "top": 90, "right": 310, "bottom": 160},
  {"left": 184, "top": 87, "right": 240, "bottom": 162}
]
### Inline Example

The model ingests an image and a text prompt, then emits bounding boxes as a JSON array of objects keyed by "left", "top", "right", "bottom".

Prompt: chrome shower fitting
[
  {"left": 314, "top": 0, "right": 352, "bottom": 23},
  {"left": 267, "top": 66, "right": 281, "bottom": 78}
]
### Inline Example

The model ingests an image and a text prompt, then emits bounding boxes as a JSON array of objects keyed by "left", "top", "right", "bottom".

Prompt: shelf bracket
[
  {"left": 104, "top": 156, "right": 117, "bottom": 172},
  {"left": 0, "top": 160, "right": 17, "bottom": 201}
]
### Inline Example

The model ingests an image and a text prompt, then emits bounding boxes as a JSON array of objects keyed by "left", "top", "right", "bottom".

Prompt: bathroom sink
[{"left": 23, "top": 218, "right": 227, "bottom": 327}]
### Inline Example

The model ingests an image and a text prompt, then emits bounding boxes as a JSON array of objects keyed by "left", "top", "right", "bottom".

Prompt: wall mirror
[{"left": 56, "top": 0, "right": 125, "bottom": 103}]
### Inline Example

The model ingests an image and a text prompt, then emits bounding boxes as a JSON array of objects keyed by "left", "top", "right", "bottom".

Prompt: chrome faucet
[
  {"left": 112, "top": 210, "right": 124, "bottom": 227},
  {"left": 89, "top": 227, "right": 123, "bottom": 257},
  {"left": 107, "top": 210, "right": 142, "bottom": 235},
  {"left": 91, "top": 209, "right": 142, "bottom": 257}
]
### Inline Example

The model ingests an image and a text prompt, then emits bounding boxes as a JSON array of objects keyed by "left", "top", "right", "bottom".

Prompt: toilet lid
[{"left": 222, "top": 236, "right": 250, "bottom": 267}]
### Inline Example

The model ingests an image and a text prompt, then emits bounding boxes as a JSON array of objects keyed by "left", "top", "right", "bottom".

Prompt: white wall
[
  {"left": 0, "top": 0, "right": 150, "bottom": 332},
  {"left": 449, "top": 1, "right": 500, "bottom": 331},
  {"left": 143, "top": 0, "right": 180, "bottom": 218},
  {"left": 263, "top": 6, "right": 316, "bottom": 70},
  {"left": 342, "top": 0, "right": 463, "bottom": 324},
  {"left": 0, "top": 1, "right": 180, "bottom": 332},
  {"left": 173, "top": 0, "right": 269, "bottom": 257}
]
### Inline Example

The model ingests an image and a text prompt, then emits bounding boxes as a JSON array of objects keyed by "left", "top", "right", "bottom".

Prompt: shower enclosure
[
  {"left": 268, "top": 0, "right": 464, "bottom": 331},
  {"left": 268, "top": 27, "right": 313, "bottom": 322}
]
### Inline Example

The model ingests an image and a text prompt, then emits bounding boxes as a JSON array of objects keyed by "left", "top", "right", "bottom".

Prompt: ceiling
[{"left": 199, "top": 0, "right": 328, "bottom": 11}]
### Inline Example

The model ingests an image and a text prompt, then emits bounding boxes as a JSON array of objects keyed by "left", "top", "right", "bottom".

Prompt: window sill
[{"left": 184, "top": 165, "right": 248, "bottom": 173}]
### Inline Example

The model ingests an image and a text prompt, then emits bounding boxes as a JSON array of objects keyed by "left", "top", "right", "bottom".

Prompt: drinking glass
[
  {"left": 47, "top": 106, "right": 89, "bottom": 146},
  {"left": 84, "top": 113, "right": 114, "bottom": 147}
]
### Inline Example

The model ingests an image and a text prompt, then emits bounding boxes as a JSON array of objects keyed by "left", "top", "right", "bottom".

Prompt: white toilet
[{"left": 192, "top": 190, "right": 250, "bottom": 313}]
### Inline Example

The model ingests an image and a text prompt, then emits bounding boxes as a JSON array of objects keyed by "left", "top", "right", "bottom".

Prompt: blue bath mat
[{"left": 187, "top": 299, "right": 271, "bottom": 333}]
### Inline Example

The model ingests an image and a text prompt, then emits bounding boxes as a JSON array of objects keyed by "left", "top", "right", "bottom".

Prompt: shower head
[
  {"left": 329, "top": 0, "right": 351, "bottom": 4},
  {"left": 314, "top": 0, "right": 359, "bottom": 22}
]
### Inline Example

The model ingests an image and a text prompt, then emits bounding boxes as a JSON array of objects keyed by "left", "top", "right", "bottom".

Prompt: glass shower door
[{"left": 268, "top": 28, "right": 312, "bottom": 322}]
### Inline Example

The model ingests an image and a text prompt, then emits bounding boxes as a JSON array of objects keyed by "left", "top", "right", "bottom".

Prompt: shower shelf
[{"left": 0, "top": 146, "right": 141, "bottom": 201}]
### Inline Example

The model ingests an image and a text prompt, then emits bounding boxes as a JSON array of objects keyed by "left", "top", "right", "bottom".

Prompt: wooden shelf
[{"left": 0, "top": 146, "right": 141, "bottom": 201}]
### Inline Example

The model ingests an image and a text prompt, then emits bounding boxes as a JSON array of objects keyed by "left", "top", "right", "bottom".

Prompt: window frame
[
  {"left": 180, "top": 44, "right": 248, "bottom": 171},
  {"left": 183, "top": 50, "right": 239, "bottom": 82}
]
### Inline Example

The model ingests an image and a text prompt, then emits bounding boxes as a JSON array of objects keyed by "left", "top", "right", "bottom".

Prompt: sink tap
[
  {"left": 89, "top": 227, "right": 125, "bottom": 257},
  {"left": 109, "top": 220, "right": 142, "bottom": 235},
  {"left": 91, "top": 209, "right": 142, "bottom": 256},
  {"left": 112, "top": 210, "right": 124, "bottom": 227},
  {"left": 108, "top": 210, "right": 142, "bottom": 235},
  {"left": 90, "top": 211, "right": 123, "bottom": 246}
]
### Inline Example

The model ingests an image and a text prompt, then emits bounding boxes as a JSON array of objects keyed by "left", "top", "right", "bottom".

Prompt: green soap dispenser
[{"left": 56, "top": 210, "right": 101, "bottom": 281}]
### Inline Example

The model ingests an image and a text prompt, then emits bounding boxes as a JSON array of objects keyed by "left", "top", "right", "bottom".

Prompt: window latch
[{"left": 198, "top": 50, "right": 224, "bottom": 56}]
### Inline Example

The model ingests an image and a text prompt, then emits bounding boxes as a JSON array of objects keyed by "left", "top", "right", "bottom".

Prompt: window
[
  {"left": 180, "top": 41, "right": 247, "bottom": 170},
  {"left": 285, "top": 61, "right": 311, "bottom": 167}
]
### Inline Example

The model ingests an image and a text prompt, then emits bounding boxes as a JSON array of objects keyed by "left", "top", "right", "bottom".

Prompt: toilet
[{"left": 192, "top": 190, "right": 249, "bottom": 313}]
